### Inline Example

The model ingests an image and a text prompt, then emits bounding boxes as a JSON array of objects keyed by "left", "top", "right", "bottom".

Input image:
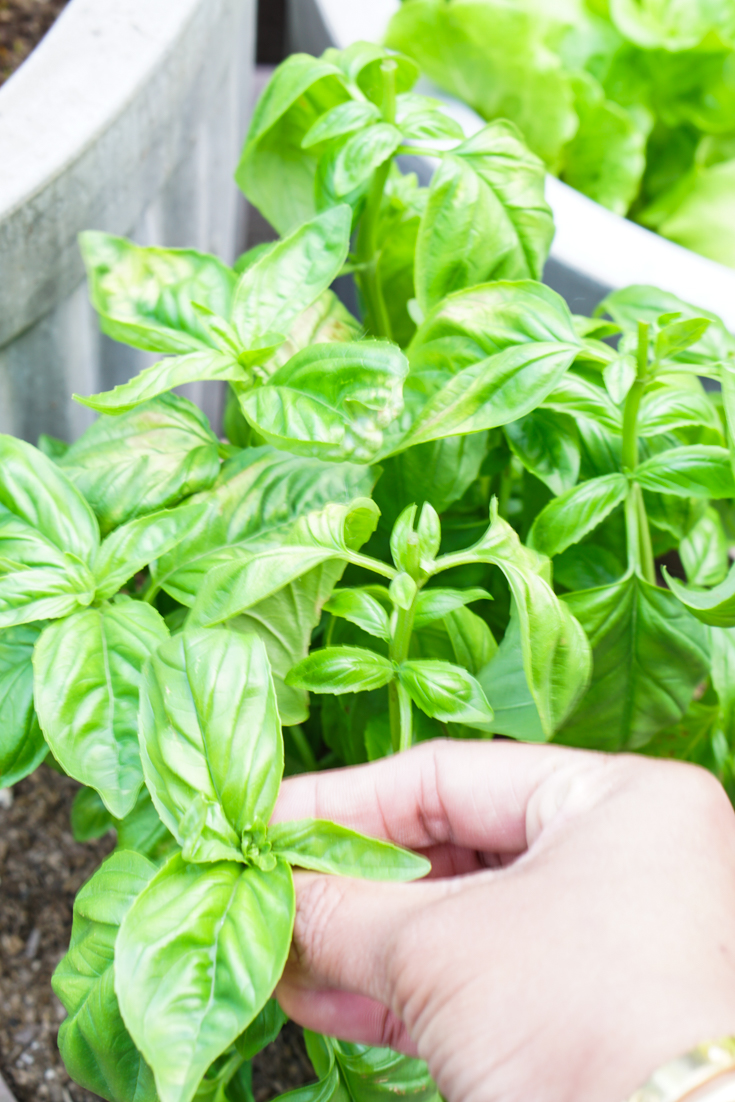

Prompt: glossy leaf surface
[
  {"left": 287, "top": 647, "right": 395, "bottom": 696},
  {"left": 139, "top": 629, "right": 281, "bottom": 863},
  {"left": 0, "top": 623, "right": 46, "bottom": 787},
  {"left": 116, "top": 854, "right": 295, "bottom": 1102},
  {"left": 93, "top": 503, "right": 206, "bottom": 600},
  {"left": 268, "top": 819, "right": 430, "bottom": 881},
  {"left": 529, "top": 474, "right": 629, "bottom": 558},
  {"left": 665, "top": 562, "right": 735, "bottom": 627},
  {"left": 398, "top": 659, "right": 494, "bottom": 725},
  {"left": 34, "top": 599, "right": 169, "bottom": 817}
]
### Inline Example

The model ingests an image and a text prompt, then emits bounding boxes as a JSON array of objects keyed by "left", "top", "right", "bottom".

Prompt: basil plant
[{"left": 2, "top": 38, "right": 735, "bottom": 1102}]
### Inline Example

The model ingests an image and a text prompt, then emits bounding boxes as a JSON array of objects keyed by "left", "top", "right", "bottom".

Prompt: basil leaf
[
  {"left": 0, "top": 435, "right": 99, "bottom": 562},
  {"left": 633, "top": 446, "right": 735, "bottom": 498},
  {"left": 75, "top": 351, "right": 247, "bottom": 415},
  {"left": 229, "top": 561, "right": 348, "bottom": 727},
  {"left": 301, "top": 100, "right": 382, "bottom": 147},
  {"left": 441, "top": 606, "right": 498, "bottom": 676},
  {"left": 234, "top": 999, "right": 288, "bottom": 1061},
  {"left": 324, "top": 589, "right": 392, "bottom": 640},
  {"left": 415, "top": 121, "right": 552, "bottom": 313},
  {"left": 231, "top": 206, "right": 352, "bottom": 349},
  {"left": 140, "top": 629, "right": 281, "bottom": 862},
  {"left": 603, "top": 354, "right": 637, "bottom": 405},
  {"left": 286, "top": 647, "right": 395, "bottom": 695},
  {"left": 398, "top": 659, "right": 494, "bottom": 725},
  {"left": 437, "top": 506, "right": 592, "bottom": 736},
  {"left": 610, "top": 0, "right": 726, "bottom": 51},
  {"left": 598, "top": 286, "right": 734, "bottom": 365},
  {"left": 329, "top": 1036, "right": 440, "bottom": 1102},
  {"left": 0, "top": 555, "right": 95, "bottom": 629},
  {"left": 52, "top": 850, "right": 158, "bottom": 1102},
  {"left": 376, "top": 434, "right": 488, "bottom": 524},
  {"left": 80, "top": 232, "right": 236, "bottom": 354},
  {"left": 528, "top": 473, "right": 629, "bottom": 558},
  {"left": 34, "top": 598, "right": 168, "bottom": 817},
  {"left": 93, "top": 504, "right": 207, "bottom": 600},
  {"left": 505, "top": 409, "right": 580, "bottom": 495},
  {"left": 333, "top": 124, "right": 403, "bottom": 197},
  {"left": 115, "top": 784, "right": 176, "bottom": 862},
  {"left": 560, "top": 572, "right": 710, "bottom": 750},
  {"left": 71, "top": 786, "right": 115, "bottom": 843},
  {"left": 188, "top": 499, "right": 380, "bottom": 629},
  {"left": 153, "top": 447, "right": 376, "bottom": 606},
  {"left": 679, "top": 507, "right": 730, "bottom": 588},
  {"left": 116, "top": 854, "right": 295, "bottom": 1102},
  {"left": 268, "top": 819, "right": 430, "bottom": 881},
  {"left": 664, "top": 562, "right": 735, "bottom": 627},
  {"left": 58, "top": 394, "right": 220, "bottom": 533},
  {"left": 236, "top": 53, "right": 349, "bottom": 234},
  {"left": 656, "top": 317, "right": 713, "bottom": 360},
  {"left": 398, "top": 341, "right": 580, "bottom": 449},
  {"left": 477, "top": 602, "right": 544, "bottom": 742},
  {"left": 400, "top": 107, "right": 464, "bottom": 142},
  {"left": 543, "top": 370, "right": 623, "bottom": 432},
  {"left": 240, "top": 341, "right": 408, "bottom": 463},
  {"left": 638, "top": 386, "right": 723, "bottom": 439},
  {"left": 0, "top": 623, "right": 46, "bottom": 787},
  {"left": 413, "top": 588, "right": 491, "bottom": 630},
  {"left": 709, "top": 626, "right": 735, "bottom": 746}
]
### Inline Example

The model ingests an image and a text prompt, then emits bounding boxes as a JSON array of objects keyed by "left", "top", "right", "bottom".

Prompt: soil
[
  {"left": 0, "top": 767, "right": 315, "bottom": 1102},
  {"left": 0, "top": 0, "right": 70, "bottom": 87}
]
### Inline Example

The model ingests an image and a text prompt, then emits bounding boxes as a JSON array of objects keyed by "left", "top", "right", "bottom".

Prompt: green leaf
[
  {"left": 236, "top": 53, "right": 349, "bottom": 234},
  {"left": 656, "top": 160, "right": 735, "bottom": 268},
  {"left": 610, "top": 0, "right": 731, "bottom": 51},
  {"left": 229, "top": 560, "right": 348, "bottom": 727},
  {"left": 505, "top": 409, "right": 580, "bottom": 495},
  {"left": 116, "top": 854, "right": 295, "bottom": 1102},
  {"left": 188, "top": 498, "right": 381, "bottom": 629},
  {"left": 324, "top": 589, "right": 391, "bottom": 640},
  {"left": 561, "top": 72, "right": 646, "bottom": 216},
  {"left": 59, "top": 394, "right": 220, "bottom": 533},
  {"left": 528, "top": 473, "right": 629, "bottom": 558},
  {"left": 286, "top": 647, "right": 395, "bottom": 695},
  {"left": 560, "top": 572, "right": 710, "bottom": 750},
  {"left": 301, "top": 100, "right": 382, "bottom": 147},
  {"left": 0, "top": 623, "right": 46, "bottom": 787},
  {"left": 664, "top": 561, "right": 735, "bottom": 627},
  {"left": 0, "top": 435, "right": 99, "bottom": 562},
  {"left": 441, "top": 605, "right": 498, "bottom": 676},
  {"left": 633, "top": 446, "right": 735, "bottom": 499},
  {"left": 52, "top": 850, "right": 158, "bottom": 1102},
  {"left": 0, "top": 554, "right": 95, "bottom": 629},
  {"left": 543, "top": 369, "right": 622, "bottom": 432},
  {"left": 656, "top": 317, "right": 712, "bottom": 360},
  {"left": 413, "top": 588, "right": 491, "bottom": 630},
  {"left": 385, "top": 0, "right": 577, "bottom": 169},
  {"left": 240, "top": 341, "right": 408, "bottom": 463},
  {"left": 597, "top": 286, "right": 734, "bottom": 366},
  {"left": 34, "top": 598, "right": 168, "bottom": 817},
  {"left": 376, "top": 433, "right": 488, "bottom": 524},
  {"left": 436, "top": 505, "right": 592, "bottom": 737},
  {"left": 71, "top": 786, "right": 115, "bottom": 842},
  {"left": 231, "top": 207, "right": 352, "bottom": 349},
  {"left": 75, "top": 351, "right": 247, "bottom": 415},
  {"left": 115, "top": 784, "right": 176, "bottom": 862},
  {"left": 235, "top": 999, "right": 288, "bottom": 1061},
  {"left": 93, "top": 503, "right": 206, "bottom": 599},
  {"left": 153, "top": 447, "right": 376, "bottom": 606},
  {"left": 398, "top": 341, "right": 580, "bottom": 449},
  {"left": 140, "top": 629, "right": 281, "bottom": 864},
  {"left": 414, "top": 121, "right": 553, "bottom": 312},
  {"left": 603, "top": 354, "right": 637, "bottom": 406},
  {"left": 80, "top": 231, "right": 236, "bottom": 354},
  {"left": 328, "top": 1036, "right": 440, "bottom": 1102},
  {"left": 709, "top": 626, "right": 735, "bottom": 745},
  {"left": 680, "top": 506, "right": 730, "bottom": 588},
  {"left": 638, "top": 386, "right": 724, "bottom": 439},
  {"left": 477, "top": 602, "right": 544, "bottom": 742},
  {"left": 333, "top": 124, "right": 403, "bottom": 197},
  {"left": 268, "top": 819, "right": 430, "bottom": 881},
  {"left": 398, "top": 659, "right": 493, "bottom": 725}
]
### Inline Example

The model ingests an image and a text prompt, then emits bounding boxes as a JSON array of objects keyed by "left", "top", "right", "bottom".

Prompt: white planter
[
  {"left": 0, "top": 0, "right": 256, "bottom": 443},
  {"left": 288, "top": 0, "right": 735, "bottom": 331}
]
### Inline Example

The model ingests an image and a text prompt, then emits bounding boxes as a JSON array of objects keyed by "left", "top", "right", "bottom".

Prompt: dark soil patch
[
  {"left": 0, "top": 0, "right": 70, "bottom": 87},
  {"left": 0, "top": 767, "right": 314, "bottom": 1102}
]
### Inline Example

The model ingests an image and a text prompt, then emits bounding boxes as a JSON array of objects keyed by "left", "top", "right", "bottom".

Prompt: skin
[{"left": 271, "top": 740, "right": 735, "bottom": 1102}]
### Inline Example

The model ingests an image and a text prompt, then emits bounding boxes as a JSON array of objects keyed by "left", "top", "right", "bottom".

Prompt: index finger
[{"left": 272, "top": 739, "right": 592, "bottom": 854}]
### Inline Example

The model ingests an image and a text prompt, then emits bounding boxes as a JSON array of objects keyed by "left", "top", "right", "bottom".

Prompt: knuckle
[{"left": 292, "top": 875, "right": 349, "bottom": 976}]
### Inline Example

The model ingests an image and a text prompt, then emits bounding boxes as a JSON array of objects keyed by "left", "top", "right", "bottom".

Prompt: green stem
[
  {"left": 288, "top": 726, "right": 318, "bottom": 774},
  {"left": 354, "top": 61, "right": 397, "bottom": 340},
  {"left": 622, "top": 322, "right": 655, "bottom": 583},
  {"left": 388, "top": 595, "right": 418, "bottom": 753},
  {"left": 141, "top": 576, "right": 160, "bottom": 605}
]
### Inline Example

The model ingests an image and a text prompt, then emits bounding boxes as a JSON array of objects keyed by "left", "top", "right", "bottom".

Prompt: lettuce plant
[
  {"left": 387, "top": 0, "right": 735, "bottom": 268},
  {"left": 2, "top": 39, "right": 735, "bottom": 1102}
]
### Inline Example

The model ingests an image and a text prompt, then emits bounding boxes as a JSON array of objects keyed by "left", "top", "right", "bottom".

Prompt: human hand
[{"left": 272, "top": 741, "right": 735, "bottom": 1102}]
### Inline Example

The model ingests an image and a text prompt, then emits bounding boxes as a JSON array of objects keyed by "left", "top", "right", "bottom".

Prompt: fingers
[
  {"left": 281, "top": 870, "right": 458, "bottom": 1006},
  {"left": 276, "top": 985, "right": 418, "bottom": 1056},
  {"left": 274, "top": 739, "right": 594, "bottom": 854}
]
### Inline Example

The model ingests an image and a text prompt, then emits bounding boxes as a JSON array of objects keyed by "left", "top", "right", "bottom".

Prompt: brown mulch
[
  {"left": 0, "top": 766, "right": 314, "bottom": 1102},
  {"left": 0, "top": 0, "right": 70, "bottom": 86}
]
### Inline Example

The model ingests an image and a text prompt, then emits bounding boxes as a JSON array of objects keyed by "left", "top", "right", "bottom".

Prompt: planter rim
[
  {"left": 313, "top": 0, "right": 735, "bottom": 332},
  {"left": 0, "top": 0, "right": 205, "bottom": 219}
]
